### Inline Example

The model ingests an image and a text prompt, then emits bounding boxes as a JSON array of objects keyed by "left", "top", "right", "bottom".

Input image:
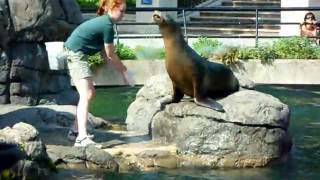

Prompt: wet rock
[
  {"left": 47, "top": 145, "right": 119, "bottom": 172},
  {"left": 0, "top": 104, "right": 113, "bottom": 131},
  {"left": 0, "top": 122, "right": 53, "bottom": 179},
  {"left": 126, "top": 74, "right": 292, "bottom": 167}
]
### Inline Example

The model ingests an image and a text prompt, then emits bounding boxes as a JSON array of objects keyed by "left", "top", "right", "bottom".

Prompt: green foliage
[
  {"left": 87, "top": 53, "right": 105, "bottom": 70},
  {"left": 272, "top": 37, "right": 320, "bottom": 59},
  {"left": 256, "top": 45, "right": 277, "bottom": 64},
  {"left": 77, "top": 0, "right": 135, "bottom": 8},
  {"left": 115, "top": 43, "right": 136, "bottom": 60},
  {"left": 237, "top": 47, "right": 259, "bottom": 60},
  {"left": 87, "top": 43, "right": 136, "bottom": 70},
  {"left": 87, "top": 37, "right": 320, "bottom": 67},
  {"left": 211, "top": 46, "right": 240, "bottom": 65},
  {"left": 77, "top": 0, "right": 98, "bottom": 8},
  {"left": 192, "top": 37, "right": 222, "bottom": 58},
  {"left": 127, "top": 0, "right": 136, "bottom": 7},
  {"left": 197, "top": 37, "right": 320, "bottom": 65},
  {"left": 134, "top": 46, "right": 165, "bottom": 60}
]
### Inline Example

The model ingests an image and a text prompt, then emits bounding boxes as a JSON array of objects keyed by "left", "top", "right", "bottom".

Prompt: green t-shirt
[{"left": 64, "top": 14, "right": 114, "bottom": 55}]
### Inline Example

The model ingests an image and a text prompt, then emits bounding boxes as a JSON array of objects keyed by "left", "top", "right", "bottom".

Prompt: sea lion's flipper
[
  {"left": 194, "top": 97, "right": 225, "bottom": 112},
  {"left": 158, "top": 86, "right": 184, "bottom": 109},
  {"left": 158, "top": 95, "right": 173, "bottom": 109}
]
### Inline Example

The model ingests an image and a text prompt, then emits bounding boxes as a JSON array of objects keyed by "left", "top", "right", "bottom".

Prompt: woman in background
[{"left": 300, "top": 12, "right": 320, "bottom": 45}]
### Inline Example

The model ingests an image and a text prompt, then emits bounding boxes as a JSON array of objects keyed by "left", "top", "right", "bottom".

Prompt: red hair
[{"left": 97, "top": 0, "right": 125, "bottom": 16}]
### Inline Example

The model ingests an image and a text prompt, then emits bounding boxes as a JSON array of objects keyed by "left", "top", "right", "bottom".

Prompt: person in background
[
  {"left": 300, "top": 12, "right": 320, "bottom": 45},
  {"left": 64, "top": 0, "right": 134, "bottom": 147}
]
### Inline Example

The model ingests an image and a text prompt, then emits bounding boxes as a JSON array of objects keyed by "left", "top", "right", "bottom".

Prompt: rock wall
[{"left": 0, "top": 0, "right": 82, "bottom": 105}]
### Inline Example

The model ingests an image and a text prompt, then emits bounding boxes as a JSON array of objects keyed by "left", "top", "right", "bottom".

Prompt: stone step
[
  {"left": 230, "top": 0, "right": 281, "bottom": 2},
  {"left": 222, "top": 1, "right": 280, "bottom": 7},
  {"left": 185, "top": 23, "right": 280, "bottom": 30},
  {"left": 186, "top": 27, "right": 279, "bottom": 36},
  {"left": 200, "top": 11, "right": 280, "bottom": 18},
  {"left": 190, "top": 16, "right": 280, "bottom": 24}
]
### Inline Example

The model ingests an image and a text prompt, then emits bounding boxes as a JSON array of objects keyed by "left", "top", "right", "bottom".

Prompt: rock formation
[
  {"left": 126, "top": 74, "right": 292, "bottom": 167},
  {"left": 0, "top": 0, "right": 82, "bottom": 105}
]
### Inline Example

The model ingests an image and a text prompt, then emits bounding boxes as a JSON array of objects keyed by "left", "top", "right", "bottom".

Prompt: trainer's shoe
[
  {"left": 67, "top": 129, "right": 94, "bottom": 141},
  {"left": 74, "top": 136, "right": 102, "bottom": 148}
]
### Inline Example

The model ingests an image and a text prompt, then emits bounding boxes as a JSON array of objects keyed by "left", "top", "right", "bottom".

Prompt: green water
[
  {"left": 90, "top": 86, "right": 141, "bottom": 122},
  {"left": 89, "top": 85, "right": 320, "bottom": 180}
]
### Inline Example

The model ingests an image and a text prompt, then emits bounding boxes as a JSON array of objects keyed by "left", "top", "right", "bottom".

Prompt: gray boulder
[
  {"left": 0, "top": 122, "right": 53, "bottom": 179},
  {"left": 126, "top": 74, "right": 291, "bottom": 167},
  {"left": 46, "top": 145, "right": 119, "bottom": 171},
  {"left": 0, "top": 0, "right": 9, "bottom": 50},
  {"left": 0, "top": 0, "right": 83, "bottom": 105},
  {"left": 7, "top": 0, "right": 83, "bottom": 42},
  {"left": 0, "top": 105, "right": 112, "bottom": 130}
]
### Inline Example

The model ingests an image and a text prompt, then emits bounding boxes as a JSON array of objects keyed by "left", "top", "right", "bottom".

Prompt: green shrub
[
  {"left": 87, "top": 53, "right": 105, "bottom": 70},
  {"left": 237, "top": 47, "right": 259, "bottom": 60},
  {"left": 211, "top": 46, "right": 239, "bottom": 65},
  {"left": 272, "top": 37, "right": 319, "bottom": 59},
  {"left": 87, "top": 43, "right": 136, "bottom": 70},
  {"left": 134, "top": 46, "right": 165, "bottom": 60},
  {"left": 115, "top": 43, "right": 136, "bottom": 60},
  {"left": 192, "top": 37, "right": 222, "bottom": 58},
  {"left": 127, "top": 0, "right": 136, "bottom": 7},
  {"left": 77, "top": 0, "right": 135, "bottom": 8},
  {"left": 256, "top": 45, "right": 277, "bottom": 64},
  {"left": 77, "top": 0, "right": 98, "bottom": 8}
]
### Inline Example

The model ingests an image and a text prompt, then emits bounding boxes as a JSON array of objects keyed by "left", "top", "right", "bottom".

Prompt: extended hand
[{"left": 122, "top": 70, "right": 135, "bottom": 87}]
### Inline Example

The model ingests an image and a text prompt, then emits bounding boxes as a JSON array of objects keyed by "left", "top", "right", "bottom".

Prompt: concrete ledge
[
  {"left": 93, "top": 60, "right": 166, "bottom": 86},
  {"left": 93, "top": 59, "right": 320, "bottom": 86}
]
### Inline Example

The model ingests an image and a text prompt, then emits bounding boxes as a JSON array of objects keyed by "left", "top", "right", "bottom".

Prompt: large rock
[
  {"left": 7, "top": 0, "right": 83, "bottom": 42},
  {"left": 0, "top": 0, "right": 83, "bottom": 105},
  {"left": 0, "top": 105, "right": 112, "bottom": 129},
  {"left": 0, "top": 0, "right": 9, "bottom": 50},
  {"left": 3, "top": 42, "right": 77, "bottom": 105},
  {"left": 126, "top": 74, "right": 256, "bottom": 134},
  {"left": 46, "top": 145, "right": 119, "bottom": 171},
  {"left": 0, "top": 122, "right": 53, "bottom": 179},
  {"left": 126, "top": 74, "right": 291, "bottom": 167}
]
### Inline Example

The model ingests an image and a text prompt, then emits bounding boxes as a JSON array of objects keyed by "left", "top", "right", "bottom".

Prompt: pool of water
[{"left": 88, "top": 85, "right": 320, "bottom": 180}]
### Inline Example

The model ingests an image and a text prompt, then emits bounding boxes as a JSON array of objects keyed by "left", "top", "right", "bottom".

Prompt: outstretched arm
[
  {"left": 101, "top": 43, "right": 127, "bottom": 72},
  {"left": 101, "top": 43, "right": 135, "bottom": 86}
]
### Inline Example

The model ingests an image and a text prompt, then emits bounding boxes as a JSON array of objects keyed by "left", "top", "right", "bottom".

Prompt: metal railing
[
  {"left": 178, "top": 0, "right": 208, "bottom": 8},
  {"left": 81, "top": 7, "right": 320, "bottom": 46}
]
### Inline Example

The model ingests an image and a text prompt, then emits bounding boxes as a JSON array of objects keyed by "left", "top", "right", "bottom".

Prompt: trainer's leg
[{"left": 73, "top": 77, "right": 96, "bottom": 138}]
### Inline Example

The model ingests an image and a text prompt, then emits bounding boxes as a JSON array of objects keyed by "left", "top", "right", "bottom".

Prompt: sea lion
[{"left": 153, "top": 12, "right": 239, "bottom": 112}]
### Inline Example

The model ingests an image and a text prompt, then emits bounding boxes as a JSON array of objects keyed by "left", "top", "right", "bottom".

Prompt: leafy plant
[
  {"left": 77, "top": 0, "right": 135, "bottom": 8},
  {"left": 87, "top": 43, "right": 136, "bottom": 70},
  {"left": 87, "top": 53, "right": 105, "bottom": 71},
  {"left": 115, "top": 43, "right": 136, "bottom": 60},
  {"left": 134, "top": 46, "right": 165, "bottom": 60},
  {"left": 237, "top": 47, "right": 259, "bottom": 60},
  {"left": 77, "top": 0, "right": 98, "bottom": 8},
  {"left": 192, "top": 37, "right": 222, "bottom": 58},
  {"left": 211, "top": 46, "right": 239, "bottom": 65},
  {"left": 256, "top": 45, "right": 277, "bottom": 64},
  {"left": 272, "top": 37, "right": 319, "bottom": 59},
  {"left": 127, "top": 0, "right": 136, "bottom": 7}
]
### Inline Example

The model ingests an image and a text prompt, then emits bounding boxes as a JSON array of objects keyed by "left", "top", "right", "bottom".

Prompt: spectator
[{"left": 300, "top": 12, "right": 320, "bottom": 45}]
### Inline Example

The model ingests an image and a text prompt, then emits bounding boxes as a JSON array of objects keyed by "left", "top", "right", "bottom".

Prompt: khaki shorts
[{"left": 63, "top": 47, "right": 93, "bottom": 81}]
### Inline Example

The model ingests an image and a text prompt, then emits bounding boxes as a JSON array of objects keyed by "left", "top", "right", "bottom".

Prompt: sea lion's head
[{"left": 153, "top": 11, "right": 181, "bottom": 36}]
